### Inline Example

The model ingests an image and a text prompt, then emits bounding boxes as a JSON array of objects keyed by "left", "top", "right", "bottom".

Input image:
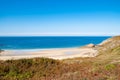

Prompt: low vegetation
[
  {"left": 0, "top": 36, "right": 120, "bottom": 80},
  {"left": 0, "top": 54, "right": 120, "bottom": 80}
]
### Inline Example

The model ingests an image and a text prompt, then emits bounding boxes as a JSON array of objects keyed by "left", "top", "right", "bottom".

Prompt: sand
[{"left": 0, "top": 47, "right": 98, "bottom": 60}]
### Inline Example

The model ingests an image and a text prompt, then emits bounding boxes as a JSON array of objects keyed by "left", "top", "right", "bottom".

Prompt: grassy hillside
[{"left": 0, "top": 36, "right": 120, "bottom": 80}]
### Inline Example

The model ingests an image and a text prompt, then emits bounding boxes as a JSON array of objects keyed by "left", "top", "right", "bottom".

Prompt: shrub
[{"left": 104, "top": 64, "right": 116, "bottom": 70}]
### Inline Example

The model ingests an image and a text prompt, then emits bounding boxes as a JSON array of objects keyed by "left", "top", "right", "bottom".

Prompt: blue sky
[{"left": 0, "top": 0, "right": 120, "bottom": 36}]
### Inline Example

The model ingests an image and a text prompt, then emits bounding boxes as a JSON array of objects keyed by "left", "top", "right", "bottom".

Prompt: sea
[{"left": 0, "top": 36, "right": 110, "bottom": 50}]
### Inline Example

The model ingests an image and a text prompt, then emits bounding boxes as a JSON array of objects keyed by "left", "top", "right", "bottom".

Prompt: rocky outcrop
[
  {"left": 0, "top": 49, "right": 4, "bottom": 52},
  {"left": 0, "top": 50, "right": 2, "bottom": 53},
  {"left": 86, "top": 43, "right": 95, "bottom": 48},
  {"left": 0, "top": 50, "right": 4, "bottom": 56}
]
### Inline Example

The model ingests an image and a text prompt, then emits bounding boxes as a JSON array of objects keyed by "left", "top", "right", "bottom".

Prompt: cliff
[{"left": 97, "top": 36, "right": 120, "bottom": 54}]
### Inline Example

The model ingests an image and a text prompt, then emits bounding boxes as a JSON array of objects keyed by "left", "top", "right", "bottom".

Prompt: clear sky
[{"left": 0, "top": 0, "right": 120, "bottom": 36}]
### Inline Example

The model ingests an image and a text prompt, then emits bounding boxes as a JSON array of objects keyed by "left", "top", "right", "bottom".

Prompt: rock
[
  {"left": 0, "top": 49, "right": 4, "bottom": 53},
  {"left": 86, "top": 43, "right": 95, "bottom": 48}
]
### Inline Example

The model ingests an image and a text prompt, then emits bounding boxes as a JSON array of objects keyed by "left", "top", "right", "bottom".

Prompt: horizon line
[{"left": 0, "top": 35, "right": 115, "bottom": 37}]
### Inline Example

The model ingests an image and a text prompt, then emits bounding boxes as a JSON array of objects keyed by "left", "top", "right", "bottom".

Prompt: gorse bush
[{"left": 104, "top": 64, "right": 116, "bottom": 71}]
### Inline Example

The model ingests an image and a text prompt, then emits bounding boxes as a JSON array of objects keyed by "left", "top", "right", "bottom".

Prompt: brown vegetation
[{"left": 0, "top": 54, "right": 120, "bottom": 80}]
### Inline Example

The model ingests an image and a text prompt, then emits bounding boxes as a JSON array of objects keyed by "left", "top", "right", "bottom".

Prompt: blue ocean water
[{"left": 0, "top": 36, "right": 110, "bottom": 50}]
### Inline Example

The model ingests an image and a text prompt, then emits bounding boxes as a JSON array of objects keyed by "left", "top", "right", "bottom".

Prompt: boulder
[
  {"left": 86, "top": 43, "right": 95, "bottom": 48},
  {"left": 0, "top": 49, "right": 4, "bottom": 53}
]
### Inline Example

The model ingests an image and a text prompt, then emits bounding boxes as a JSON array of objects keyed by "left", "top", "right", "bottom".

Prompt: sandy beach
[{"left": 0, "top": 47, "right": 98, "bottom": 60}]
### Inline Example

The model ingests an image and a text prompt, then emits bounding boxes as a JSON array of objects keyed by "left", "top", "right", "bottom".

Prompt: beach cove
[
  {"left": 0, "top": 47, "right": 98, "bottom": 60},
  {"left": 0, "top": 36, "right": 109, "bottom": 60}
]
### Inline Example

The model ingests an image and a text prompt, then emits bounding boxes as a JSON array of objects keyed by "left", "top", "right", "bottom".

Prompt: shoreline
[
  {"left": 0, "top": 46, "right": 98, "bottom": 60},
  {"left": 1, "top": 45, "right": 83, "bottom": 51}
]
